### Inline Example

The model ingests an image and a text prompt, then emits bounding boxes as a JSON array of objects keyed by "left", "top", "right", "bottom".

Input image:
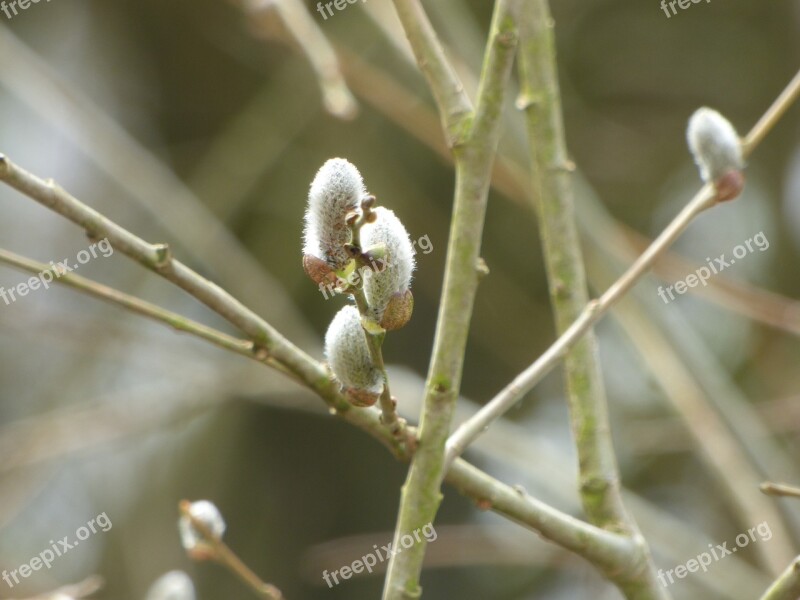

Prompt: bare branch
[{"left": 447, "top": 67, "right": 800, "bottom": 461}]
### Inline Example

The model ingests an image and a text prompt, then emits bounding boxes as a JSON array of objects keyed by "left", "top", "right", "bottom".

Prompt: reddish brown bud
[
  {"left": 302, "top": 254, "right": 339, "bottom": 286},
  {"left": 344, "top": 387, "right": 380, "bottom": 407},
  {"left": 714, "top": 170, "right": 745, "bottom": 203},
  {"left": 379, "top": 289, "right": 414, "bottom": 331}
]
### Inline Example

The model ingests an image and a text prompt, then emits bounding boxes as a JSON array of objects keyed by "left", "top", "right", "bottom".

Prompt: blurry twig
[
  {"left": 303, "top": 523, "right": 564, "bottom": 580},
  {"left": 179, "top": 500, "right": 285, "bottom": 600},
  {"left": 762, "top": 482, "right": 800, "bottom": 500},
  {"left": 0, "top": 246, "right": 292, "bottom": 372},
  {"left": 236, "top": 0, "right": 357, "bottom": 119},
  {"left": 743, "top": 69, "right": 800, "bottom": 155},
  {"left": 758, "top": 557, "right": 800, "bottom": 600}
]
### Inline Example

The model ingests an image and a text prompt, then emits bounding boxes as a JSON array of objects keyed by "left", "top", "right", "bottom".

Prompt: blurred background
[{"left": 0, "top": 0, "right": 799, "bottom": 598}]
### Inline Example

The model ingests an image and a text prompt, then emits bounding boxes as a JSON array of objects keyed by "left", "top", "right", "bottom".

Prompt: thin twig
[
  {"left": 758, "top": 557, "right": 800, "bottom": 600},
  {"left": 240, "top": 0, "right": 357, "bottom": 119},
  {"left": 382, "top": 1, "right": 522, "bottom": 598},
  {"left": 0, "top": 247, "right": 261, "bottom": 360},
  {"left": 389, "top": 0, "right": 473, "bottom": 145},
  {"left": 347, "top": 199, "right": 409, "bottom": 444},
  {"left": 179, "top": 500, "right": 285, "bottom": 600},
  {"left": 761, "top": 482, "right": 800, "bottom": 499},
  {"left": 743, "top": 69, "right": 800, "bottom": 155},
  {"left": 446, "top": 67, "right": 800, "bottom": 460}
]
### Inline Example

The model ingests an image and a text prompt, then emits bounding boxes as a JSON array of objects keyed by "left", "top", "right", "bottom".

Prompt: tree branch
[
  {"left": 390, "top": 0, "right": 473, "bottom": 146},
  {"left": 758, "top": 557, "right": 800, "bottom": 600},
  {"left": 382, "top": 1, "right": 522, "bottom": 597},
  {"left": 0, "top": 151, "right": 638, "bottom": 590},
  {"left": 472, "top": 2, "right": 667, "bottom": 597},
  {"left": 239, "top": 0, "right": 358, "bottom": 119},
  {"left": 0, "top": 247, "right": 258, "bottom": 359},
  {"left": 446, "top": 67, "right": 800, "bottom": 458},
  {"left": 761, "top": 482, "right": 800, "bottom": 500},
  {"left": 512, "top": 0, "right": 628, "bottom": 531}
]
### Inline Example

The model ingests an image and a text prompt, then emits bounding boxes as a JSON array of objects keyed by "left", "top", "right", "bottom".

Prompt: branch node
[
  {"left": 252, "top": 344, "right": 270, "bottom": 362},
  {"left": 152, "top": 243, "right": 173, "bottom": 269}
]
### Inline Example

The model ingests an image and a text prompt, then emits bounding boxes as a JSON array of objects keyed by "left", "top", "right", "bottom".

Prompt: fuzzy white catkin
[
  {"left": 687, "top": 107, "right": 744, "bottom": 183},
  {"left": 361, "top": 207, "right": 415, "bottom": 322},
  {"left": 325, "top": 305, "right": 383, "bottom": 394},
  {"left": 303, "top": 158, "right": 366, "bottom": 270},
  {"left": 178, "top": 500, "right": 226, "bottom": 550},
  {"left": 145, "top": 571, "right": 197, "bottom": 600}
]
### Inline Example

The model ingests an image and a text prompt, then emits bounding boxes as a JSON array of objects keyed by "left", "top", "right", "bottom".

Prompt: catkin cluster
[{"left": 302, "top": 158, "right": 415, "bottom": 406}]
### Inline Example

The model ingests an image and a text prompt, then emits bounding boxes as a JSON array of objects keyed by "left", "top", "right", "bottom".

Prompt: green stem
[
  {"left": 382, "top": 1, "right": 522, "bottom": 598},
  {"left": 389, "top": 0, "right": 473, "bottom": 146},
  {"left": 513, "top": 4, "right": 668, "bottom": 597},
  {"left": 758, "top": 557, "right": 800, "bottom": 600},
  {"left": 516, "top": 0, "right": 626, "bottom": 532},
  {"left": 0, "top": 152, "right": 648, "bottom": 588}
]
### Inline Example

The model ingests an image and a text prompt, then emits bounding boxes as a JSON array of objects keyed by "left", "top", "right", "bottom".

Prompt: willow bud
[
  {"left": 687, "top": 107, "right": 745, "bottom": 201},
  {"left": 324, "top": 305, "right": 383, "bottom": 406},
  {"left": 360, "top": 207, "right": 415, "bottom": 330},
  {"left": 146, "top": 571, "right": 196, "bottom": 600},
  {"left": 178, "top": 500, "right": 225, "bottom": 560},
  {"left": 303, "top": 158, "right": 366, "bottom": 282}
]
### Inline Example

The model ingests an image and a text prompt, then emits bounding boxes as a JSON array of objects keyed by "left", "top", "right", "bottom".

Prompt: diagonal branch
[
  {"left": 390, "top": 0, "right": 473, "bottom": 145},
  {"left": 758, "top": 557, "right": 800, "bottom": 600},
  {"left": 446, "top": 66, "right": 800, "bottom": 459},
  {"left": 478, "top": 2, "right": 668, "bottom": 597},
  {"left": 0, "top": 248, "right": 253, "bottom": 357},
  {"left": 238, "top": 0, "right": 358, "bottom": 119},
  {"left": 0, "top": 151, "right": 639, "bottom": 587}
]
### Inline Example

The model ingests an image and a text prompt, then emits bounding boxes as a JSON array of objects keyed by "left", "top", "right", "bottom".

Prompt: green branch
[
  {"left": 390, "top": 0, "right": 473, "bottom": 146},
  {"left": 758, "top": 557, "right": 800, "bottom": 600},
  {"left": 382, "top": 1, "right": 522, "bottom": 598},
  {"left": 499, "top": 4, "right": 667, "bottom": 597},
  {"left": 0, "top": 151, "right": 641, "bottom": 587}
]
